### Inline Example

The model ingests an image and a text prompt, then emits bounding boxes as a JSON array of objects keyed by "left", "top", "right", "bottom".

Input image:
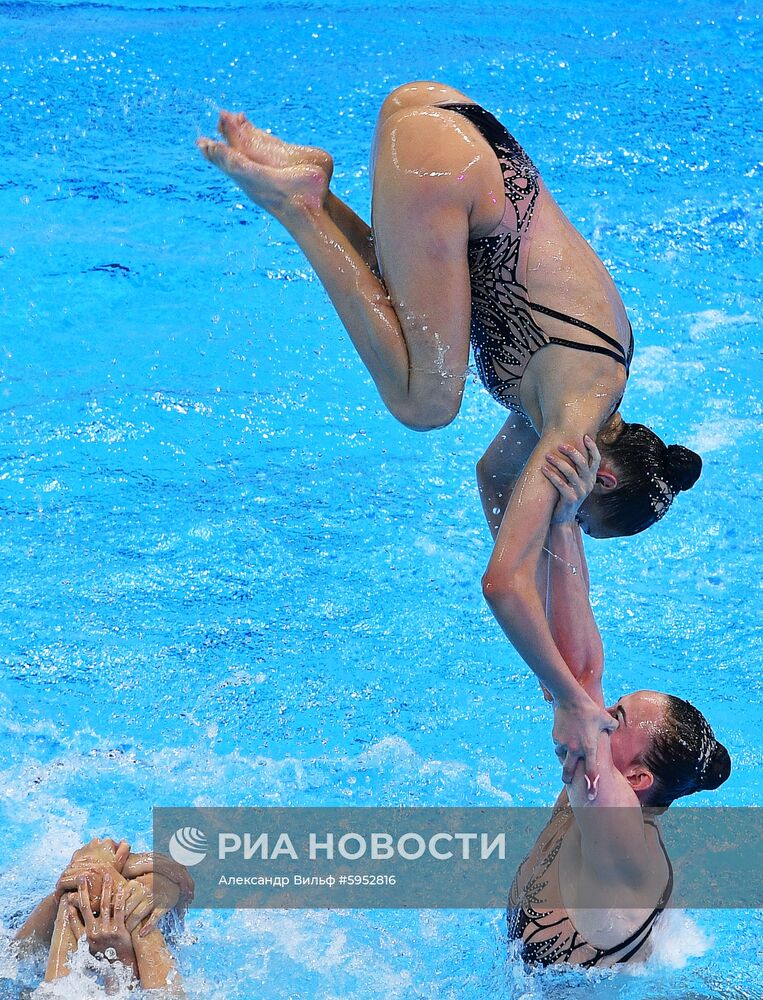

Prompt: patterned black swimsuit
[
  {"left": 436, "top": 103, "right": 633, "bottom": 423},
  {"left": 507, "top": 803, "right": 674, "bottom": 968}
]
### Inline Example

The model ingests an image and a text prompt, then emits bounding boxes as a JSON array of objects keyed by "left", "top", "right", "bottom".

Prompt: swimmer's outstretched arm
[
  {"left": 476, "top": 416, "right": 596, "bottom": 657},
  {"left": 477, "top": 414, "right": 540, "bottom": 540},
  {"left": 198, "top": 109, "right": 474, "bottom": 431},
  {"left": 543, "top": 447, "right": 604, "bottom": 708},
  {"left": 544, "top": 467, "right": 656, "bottom": 873},
  {"left": 483, "top": 429, "right": 616, "bottom": 788},
  {"left": 14, "top": 893, "right": 58, "bottom": 952},
  {"left": 43, "top": 896, "right": 79, "bottom": 981},
  {"left": 131, "top": 924, "right": 186, "bottom": 996}
]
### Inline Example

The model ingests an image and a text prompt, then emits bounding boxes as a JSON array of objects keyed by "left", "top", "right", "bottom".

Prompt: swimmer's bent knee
[{"left": 393, "top": 400, "right": 460, "bottom": 432}]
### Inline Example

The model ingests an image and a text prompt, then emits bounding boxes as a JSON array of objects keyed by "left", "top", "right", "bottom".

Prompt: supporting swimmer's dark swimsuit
[
  {"left": 507, "top": 805, "right": 673, "bottom": 967},
  {"left": 436, "top": 102, "right": 633, "bottom": 422}
]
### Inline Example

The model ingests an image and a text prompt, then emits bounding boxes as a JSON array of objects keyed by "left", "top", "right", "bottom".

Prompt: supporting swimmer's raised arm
[
  {"left": 481, "top": 426, "right": 616, "bottom": 787},
  {"left": 14, "top": 893, "right": 58, "bottom": 953},
  {"left": 543, "top": 451, "right": 658, "bottom": 884},
  {"left": 130, "top": 921, "right": 186, "bottom": 996},
  {"left": 43, "top": 897, "right": 80, "bottom": 982},
  {"left": 542, "top": 439, "right": 605, "bottom": 709}
]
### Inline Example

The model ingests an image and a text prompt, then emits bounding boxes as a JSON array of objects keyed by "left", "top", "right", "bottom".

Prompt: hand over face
[
  {"left": 55, "top": 862, "right": 127, "bottom": 910},
  {"left": 552, "top": 697, "right": 618, "bottom": 796},
  {"left": 56, "top": 839, "right": 130, "bottom": 901},
  {"left": 542, "top": 435, "right": 601, "bottom": 524},
  {"left": 68, "top": 872, "right": 135, "bottom": 965}
]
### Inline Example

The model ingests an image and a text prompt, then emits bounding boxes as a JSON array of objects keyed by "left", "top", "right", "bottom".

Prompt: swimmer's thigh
[{"left": 371, "top": 81, "right": 476, "bottom": 172}]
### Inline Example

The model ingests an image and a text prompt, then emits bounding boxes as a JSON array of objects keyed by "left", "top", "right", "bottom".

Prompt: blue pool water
[{"left": 0, "top": 0, "right": 761, "bottom": 996}]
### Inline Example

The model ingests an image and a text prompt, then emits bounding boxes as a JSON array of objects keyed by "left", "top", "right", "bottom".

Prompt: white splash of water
[
  {"left": 638, "top": 909, "right": 711, "bottom": 971},
  {"left": 29, "top": 937, "right": 136, "bottom": 998},
  {"left": 687, "top": 309, "right": 757, "bottom": 341}
]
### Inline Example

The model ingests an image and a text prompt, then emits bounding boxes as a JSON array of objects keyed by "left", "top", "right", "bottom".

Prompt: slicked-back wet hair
[
  {"left": 641, "top": 695, "right": 731, "bottom": 807},
  {"left": 594, "top": 423, "right": 702, "bottom": 536}
]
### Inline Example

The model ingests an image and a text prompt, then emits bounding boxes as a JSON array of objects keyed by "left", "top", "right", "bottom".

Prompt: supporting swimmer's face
[
  {"left": 606, "top": 691, "right": 669, "bottom": 795},
  {"left": 577, "top": 491, "right": 615, "bottom": 538},
  {"left": 576, "top": 477, "right": 623, "bottom": 539}
]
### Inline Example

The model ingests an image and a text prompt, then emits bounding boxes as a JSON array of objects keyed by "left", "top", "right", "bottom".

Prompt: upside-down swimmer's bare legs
[
  {"left": 198, "top": 102, "right": 475, "bottom": 430},
  {"left": 198, "top": 120, "right": 417, "bottom": 419},
  {"left": 215, "top": 110, "right": 379, "bottom": 273}
]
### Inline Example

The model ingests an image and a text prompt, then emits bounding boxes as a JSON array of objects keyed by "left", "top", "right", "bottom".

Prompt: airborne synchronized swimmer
[
  {"left": 12, "top": 77, "right": 726, "bottom": 986},
  {"left": 196, "top": 80, "right": 730, "bottom": 968},
  {"left": 197, "top": 80, "right": 702, "bottom": 778}
]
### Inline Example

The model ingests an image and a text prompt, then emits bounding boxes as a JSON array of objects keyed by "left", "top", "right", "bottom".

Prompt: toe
[
  {"left": 218, "top": 110, "right": 255, "bottom": 154},
  {"left": 217, "top": 109, "right": 236, "bottom": 136},
  {"left": 212, "top": 142, "right": 255, "bottom": 178},
  {"left": 196, "top": 137, "right": 217, "bottom": 161},
  {"left": 197, "top": 138, "right": 238, "bottom": 172}
]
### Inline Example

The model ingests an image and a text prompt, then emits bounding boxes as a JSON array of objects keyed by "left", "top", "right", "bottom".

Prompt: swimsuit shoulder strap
[
  {"left": 546, "top": 336, "right": 630, "bottom": 369},
  {"left": 644, "top": 819, "right": 675, "bottom": 903},
  {"left": 529, "top": 301, "right": 627, "bottom": 356}
]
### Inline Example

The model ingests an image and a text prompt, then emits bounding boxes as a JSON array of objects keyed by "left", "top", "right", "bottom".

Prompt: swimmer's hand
[
  {"left": 552, "top": 694, "right": 618, "bottom": 794},
  {"left": 55, "top": 840, "right": 131, "bottom": 901},
  {"left": 542, "top": 435, "right": 600, "bottom": 524},
  {"left": 69, "top": 873, "right": 137, "bottom": 973},
  {"left": 55, "top": 862, "right": 125, "bottom": 908},
  {"left": 122, "top": 853, "right": 195, "bottom": 912},
  {"left": 125, "top": 873, "right": 186, "bottom": 937}
]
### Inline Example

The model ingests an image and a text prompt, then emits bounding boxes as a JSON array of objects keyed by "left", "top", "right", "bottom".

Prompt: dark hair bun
[
  {"left": 665, "top": 445, "right": 702, "bottom": 493},
  {"left": 701, "top": 741, "right": 732, "bottom": 791}
]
